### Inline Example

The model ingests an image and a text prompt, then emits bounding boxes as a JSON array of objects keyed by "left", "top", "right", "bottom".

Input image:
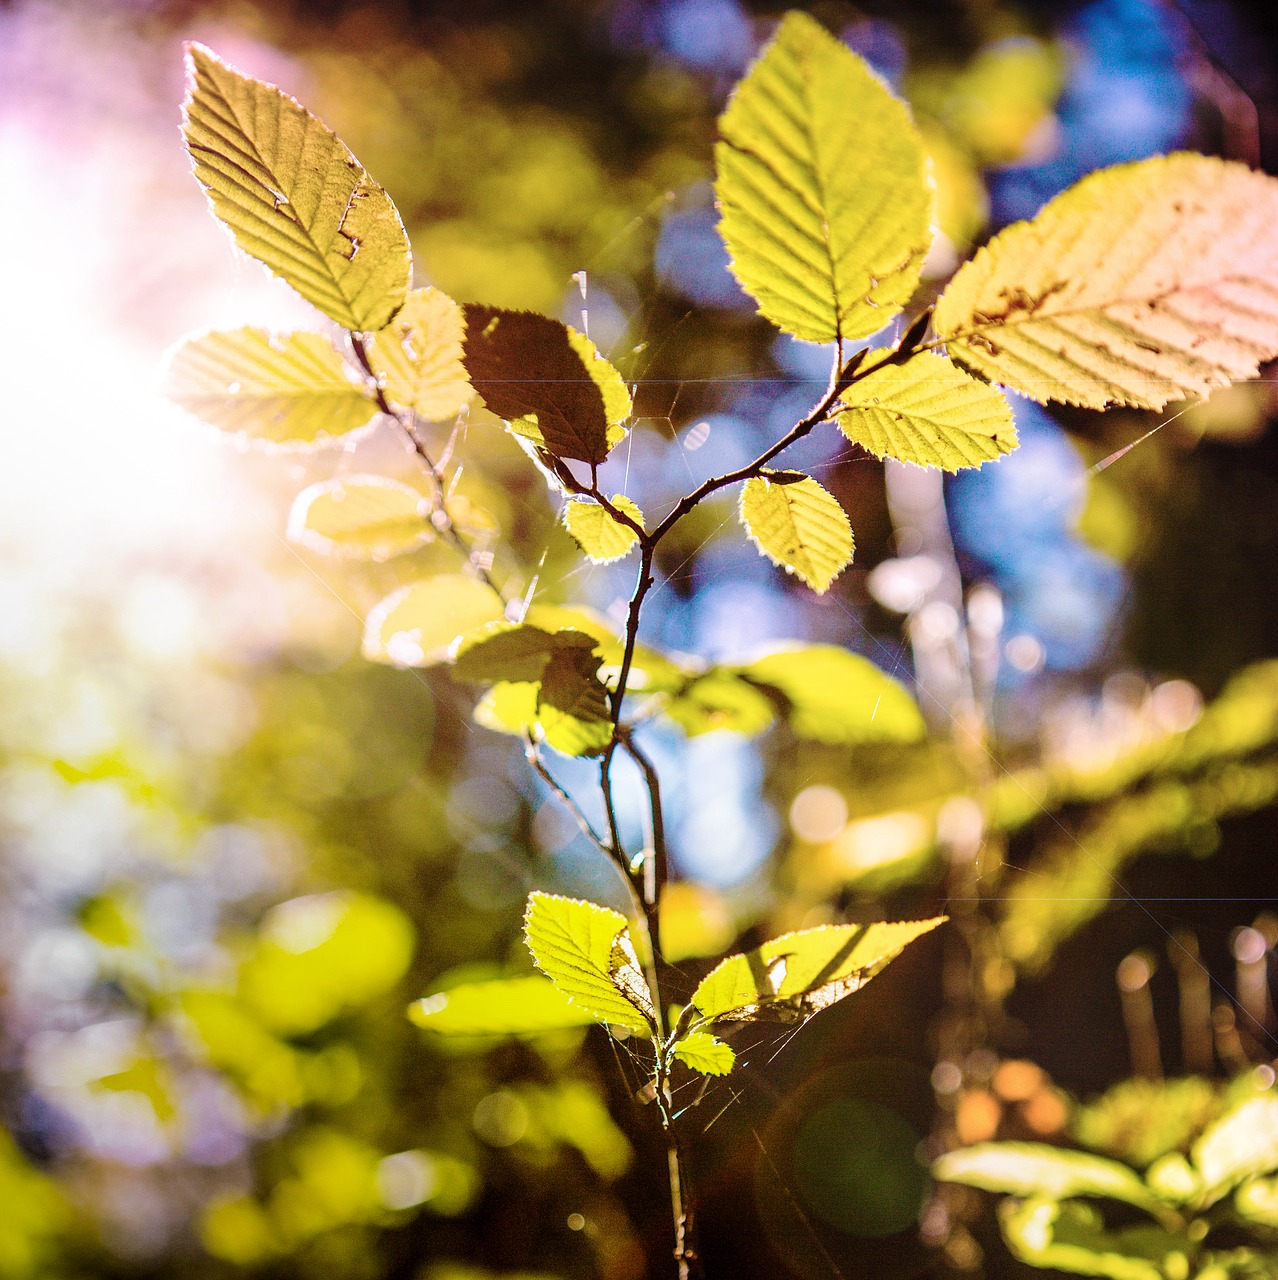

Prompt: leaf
[
  {"left": 739, "top": 645, "right": 926, "bottom": 744},
  {"left": 1192, "top": 1095, "right": 1278, "bottom": 1204},
  {"left": 461, "top": 307, "right": 629, "bottom": 464},
  {"left": 524, "top": 605, "right": 688, "bottom": 694},
  {"left": 522, "top": 893, "right": 654, "bottom": 1034},
  {"left": 364, "top": 287, "right": 473, "bottom": 420},
  {"left": 563, "top": 495, "right": 644, "bottom": 564},
  {"left": 934, "top": 153, "right": 1278, "bottom": 410},
  {"left": 183, "top": 44, "right": 410, "bottom": 332},
  {"left": 999, "top": 1198, "right": 1181, "bottom": 1280},
  {"left": 162, "top": 328, "right": 376, "bottom": 446},
  {"left": 837, "top": 352, "right": 1018, "bottom": 471},
  {"left": 409, "top": 976, "right": 596, "bottom": 1036},
  {"left": 689, "top": 916, "right": 943, "bottom": 1025},
  {"left": 662, "top": 670, "right": 777, "bottom": 737},
  {"left": 452, "top": 622, "right": 561, "bottom": 685},
  {"left": 933, "top": 1143, "right": 1163, "bottom": 1213},
  {"left": 473, "top": 681, "right": 540, "bottom": 737},
  {"left": 672, "top": 1032, "right": 736, "bottom": 1076},
  {"left": 715, "top": 11, "right": 932, "bottom": 343},
  {"left": 363, "top": 575, "right": 505, "bottom": 667},
  {"left": 456, "top": 623, "right": 615, "bottom": 755},
  {"left": 537, "top": 637, "right": 613, "bottom": 757},
  {"left": 287, "top": 475, "right": 430, "bottom": 559},
  {"left": 739, "top": 471, "right": 853, "bottom": 594}
]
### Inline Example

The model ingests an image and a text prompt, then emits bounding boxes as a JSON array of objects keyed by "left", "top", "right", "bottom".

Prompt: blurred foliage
[{"left": 4, "top": 1, "right": 1278, "bottom": 1279}]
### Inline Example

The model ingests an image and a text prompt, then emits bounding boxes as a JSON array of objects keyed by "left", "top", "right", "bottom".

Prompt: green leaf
[
  {"left": 689, "top": 916, "right": 943, "bottom": 1025},
  {"left": 461, "top": 307, "right": 629, "bottom": 464},
  {"left": 364, "top": 286, "right": 473, "bottom": 420},
  {"left": 715, "top": 11, "right": 932, "bottom": 343},
  {"left": 837, "top": 352, "right": 1018, "bottom": 471},
  {"left": 522, "top": 893, "right": 654, "bottom": 1035},
  {"left": 934, "top": 153, "right": 1278, "bottom": 410},
  {"left": 563, "top": 496, "right": 644, "bottom": 564},
  {"left": 999, "top": 1198, "right": 1183, "bottom": 1280},
  {"left": 1192, "top": 1095, "right": 1278, "bottom": 1204},
  {"left": 409, "top": 976, "right": 595, "bottom": 1036},
  {"left": 162, "top": 328, "right": 376, "bottom": 446},
  {"left": 662, "top": 670, "right": 777, "bottom": 737},
  {"left": 672, "top": 1031, "right": 735, "bottom": 1076},
  {"left": 473, "top": 681, "right": 540, "bottom": 738},
  {"left": 523, "top": 605, "right": 688, "bottom": 695},
  {"left": 739, "top": 471, "right": 853, "bottom": 594},
  {"left": 458, "top": 625, "right": 616, "bottom": 755},
  {"left": 537, "top": 637, "right": 613, "bottom": 757},
  {"left": 363, "top": 575, "right": 505, "bottom": 667},
  {"left": 933, "top": 1143, "right": 1163, "bottom": 1213},
  {"left": 183, "top": 44, "right": 410, "bottom": 332},
  {"left": 287, "top": 475, "right": 431, "bottom": 559},
  {"left": 453, "top": 623, "right": 562, "bottom": 685},
  {"left": 739, "top": 645, "right": 926, "bottom": 745}
]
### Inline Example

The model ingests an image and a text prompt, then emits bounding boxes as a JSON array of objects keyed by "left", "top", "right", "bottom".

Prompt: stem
[{"left": 349, "top": 333, "right": 500, "bottom": 595}]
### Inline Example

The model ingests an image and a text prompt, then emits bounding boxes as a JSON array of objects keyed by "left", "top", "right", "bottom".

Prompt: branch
[
  {"left": 522, "top": 734, "right": 614, "bottom": 864},
  {"left": 349, "top": 333, "right": 501, "bottom": 595}
]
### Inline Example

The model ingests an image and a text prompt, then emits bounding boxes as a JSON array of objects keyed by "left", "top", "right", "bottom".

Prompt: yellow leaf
[
  {"left": 739, "top": 645, "right": 926, "bottom": 745},
  {"left": 363, "top": 575, "right": 505, "bottom": 667},
  {"left": 838, "top": 352, "right": 1017, "bottom": 471},
  {"left": 563, "top": 495, "right": 644, "bottom": 564},
  {"left": 716, "top": 12, "right": 933, "bottom": 342},
  {"left": 162, "top": 328, "right": 376, "bottom": 447},
  {"left": 523, "top": 892, "right": 654, "bottom": 1034},
  {"left": 462, "top": 306, "right": 628, "bottom": 464},
  {"left": 672, "top": 1031, "right": 735, "bottom": 1076},
  {"left": 739, "top": 471, "right": 853, "bottom": 594},
  {"left": 690, "top": 917, "right": 944, "bottom": 1024},
  {"left": 365, "top": 287, "right": 473, "bottom": 420},
  {"left": 287, "top": 476, "right": 431, "bottom": 560},
  {"left": 183, "top": 44, "right": 410, "bottom": 331},
  {"left": 935, "top": 153, "right": 1278, "bottom": 409}
]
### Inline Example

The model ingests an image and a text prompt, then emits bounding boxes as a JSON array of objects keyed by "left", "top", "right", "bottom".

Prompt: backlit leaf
[
  {"left": 933, "top": 1143, "right": 1162, "bottom": 1212},
  {"left": 365, "top": 287, "right": 473, "bottom": 420},
  {"left": 287, "top": 476, "right": 430, "bottom": 559},
  {"left": 563, "top": 495, "right": 644, "bottom": 564},
  {"left": 523, "top": 605, "right": 687, "bottom": 694},
  {"left": 740, "top": 645, "right": 926, "bottom": 744},
  {"left": 672, "top": 1031, "right": 735, "bottom": 1076},
  {"left": 537, "top": 637, "right": 613, "bottom": 757},
  {"left": 363, "top": 575, "right": 505, "bottom": 667},
  {"left": 162, "top": 328, "right": 376, "bottom": 446},
  {"left": 740, "top": 471, "right": 852, "bottom": 594},
  {"left": 461, "top": 307, "right": 628, "bottom": 464},
  {"left": 837, "top": 352, "right": 1018, "bottom": 471},
  {"left": 934, "top": 153, "right": 1278, "bottom": 410},
  {"left": 999, "top": 1198, "right": 1179, "bottom": 1280},
  {"left": 715, "top": 11, "right": 932, "bottom": 342},
  {"left": 409, "top": 976, "right": 596, "bottom": 1036},
  {"left": 183, "top": 44, "right": 410, "bottom": 332},
  {"left": 662, "top": 670, "right": 776, "bottom": 737},
  {"left": 1192, "top": 1095, "right": 1278, "bottom": 1204},
  {"left": 689, "top": 917, "right": 942, "bottom": 1025},
  {"left": 522, "top": 893, "right": 654, "bottom": 1034},
  {"left": 473, "top": 681, "right": 540, "bottom": 737},
  {"left": 452, "top": 623, "right": 559, "bottom": 685}
]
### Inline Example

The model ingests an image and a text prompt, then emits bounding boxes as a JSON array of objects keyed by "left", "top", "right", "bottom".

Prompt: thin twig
[
  {"left": 349, "top": 333, "right": 501, "bottom": 594},
  {"left": 522, "top": 734, "right": 614, "bottom": 863}
]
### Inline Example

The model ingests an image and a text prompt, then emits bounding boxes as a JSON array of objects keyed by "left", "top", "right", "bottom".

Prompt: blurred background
[{"left": 3, "top": 0, "right": 1278, "bottom": 1275}]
